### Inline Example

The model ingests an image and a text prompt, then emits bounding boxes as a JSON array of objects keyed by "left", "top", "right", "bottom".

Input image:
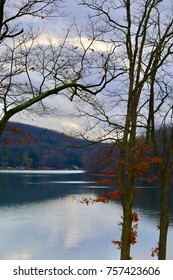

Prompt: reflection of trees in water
[
  {"left": 1, "top": 172, "right": 173, "bottom": 260},
  {"left": 0, "top": 172, "right": 102, "bottom": 205},
  {"left": 1, "top": 172, "right": 173, "bottom": 220},
  {"left": 134, "top": 187, "right": 173, "bottom": 216},
  {"left": 134, "top": 188, "right": 160, "bottom": 212},
  {"left": 0, "top": 172, "right": 82, "bottom": 205}
]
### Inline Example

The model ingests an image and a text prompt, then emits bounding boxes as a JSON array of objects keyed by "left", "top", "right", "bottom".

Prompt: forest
[
  {"left": 0, "top": 122, "right": 172, "bottom": 184},
  {"left": 0, "top": 122, "right": 112, "bottom": 172}
]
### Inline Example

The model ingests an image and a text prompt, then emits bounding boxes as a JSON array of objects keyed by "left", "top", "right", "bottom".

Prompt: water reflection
[
  {"left": 0, "top": 196, "right": 122, "bottom": 260},
  {"left": 0, "top": 170, "right": 173, "bottom": 259}
]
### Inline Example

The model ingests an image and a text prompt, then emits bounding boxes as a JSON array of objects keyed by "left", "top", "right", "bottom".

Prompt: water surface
[{"left": 0, "top": 170, "right": 172, "bottom": 260}]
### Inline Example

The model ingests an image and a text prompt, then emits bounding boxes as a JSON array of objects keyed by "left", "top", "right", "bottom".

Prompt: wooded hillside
[{"left": 0, "top": 122, "right": 111, "bottom": 171}]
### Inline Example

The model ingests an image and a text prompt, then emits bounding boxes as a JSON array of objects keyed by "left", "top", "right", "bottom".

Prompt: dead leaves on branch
[
  {"left": 151, "top": 223, "right": 161, "bottom": 257},
  {"left": 72, "top": 189, "right": 122, "bottom": 205},
  {"left": 100, "top": 141, "right": 162, "bottom": 184},
  {"left": 151, "top": 243, "right": 159, "bottom": 257},
  {"left": 129, "top": 141, "right": 162, "bottom": 180},
  {"left": 112, "top": 211, "right": 139, "bottom": 250}
]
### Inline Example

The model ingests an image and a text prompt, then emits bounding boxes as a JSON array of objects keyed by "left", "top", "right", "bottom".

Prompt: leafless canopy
[
  {"left": 74, "top": 0, "right": 173, "bottom": 141},
  {"left": 0, "top": 0, "right": 117, "bottom": 135}
]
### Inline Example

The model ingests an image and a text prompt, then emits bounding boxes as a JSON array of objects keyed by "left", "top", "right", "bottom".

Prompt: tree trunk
[
  {"left": 121, "top": 192, "right": 133, "bottom": 260},
  {"left": 119, "top": 98, "right": 137, "bottom": 260},
  {"left": 158, "top": 128, "right": 173, "bottom": 259},
  {"left": 158, "top": 178, "right": 169, "bottom": 259}
]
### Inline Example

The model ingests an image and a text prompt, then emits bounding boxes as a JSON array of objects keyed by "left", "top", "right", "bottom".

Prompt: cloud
[
  {"left": 61, "top": 120, "right": 81, "bottom": 131},
  {"left": 7, "top": 0, "right": 114, "bottom": 136},
  {"left": 11, "top": 92, "right": 84, "bottom": 134},
  {"left": 11, "top": 114, "right": 82, "bottom": 134}
]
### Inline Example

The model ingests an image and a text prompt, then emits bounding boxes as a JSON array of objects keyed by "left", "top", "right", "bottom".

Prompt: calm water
[{"left": 0, "top": 170, "right": 173, "bottom": 260}]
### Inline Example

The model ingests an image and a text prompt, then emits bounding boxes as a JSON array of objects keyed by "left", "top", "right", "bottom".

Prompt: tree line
[
  {"left": 0, "top": 122, "right": 112, "bottom": 170},
  {"left": 1, "top": 122, "right": 172, "bottom": 181}
]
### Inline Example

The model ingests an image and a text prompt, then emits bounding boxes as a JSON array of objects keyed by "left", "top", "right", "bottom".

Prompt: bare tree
[
  {"left": 76, "top": 0, "right": 173, "bottom": 259},
  {"left": 0, "top": 0, "right": 64, "bottom": 41},
  {"left": 0, "top": 0, "right": 117, "bottom": 135},
  {"left": 146, "top": 74, "right": 173, "bottom": 259}
]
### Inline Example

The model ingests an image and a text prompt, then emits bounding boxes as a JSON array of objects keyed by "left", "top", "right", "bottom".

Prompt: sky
[
  {"left": 10, "top": 0, "right": 173, "bottom": 138},
  {"left": 11, "top": 0, "right": 89, "bottom": 135},
  {"left": 11, "top": 0, "right": 116, "bottom": 139}
]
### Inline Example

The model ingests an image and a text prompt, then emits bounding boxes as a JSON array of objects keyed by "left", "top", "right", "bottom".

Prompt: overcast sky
[
  {"left": 11, "top": 0, "right": 173, "bottom": 137},
  {"left": 12, "top": 0, "right": 89, "bottom": 135},
  {"left": 11, "top": 0, "right": 109, "bottom": 137}
]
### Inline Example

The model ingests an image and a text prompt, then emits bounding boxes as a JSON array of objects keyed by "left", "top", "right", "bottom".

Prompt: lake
[{"left": 0, "top": 170, "right": 173, "bottom": 260}]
